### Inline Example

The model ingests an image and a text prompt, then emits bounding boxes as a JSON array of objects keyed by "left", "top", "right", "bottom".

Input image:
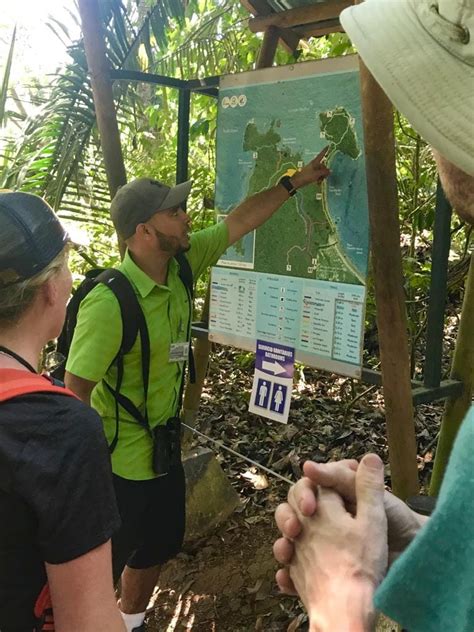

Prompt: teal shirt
[
  {"left": 66, "top": 221, "right": 229, "bottom": 480},
  {"left": 375, "top": 405, "right": 474, "bottom": 631}
]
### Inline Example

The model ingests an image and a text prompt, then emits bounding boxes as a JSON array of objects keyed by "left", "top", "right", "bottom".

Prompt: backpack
[
  {"left": 52, "top": 253, "right": 195, "bottom": 452},
  {"left": 0, "top": 370, "right": 77, "bottom": 632}
]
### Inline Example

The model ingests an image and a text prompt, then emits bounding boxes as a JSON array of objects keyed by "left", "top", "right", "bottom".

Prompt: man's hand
[
  {"left": 276, "top": 454, "right": 387, "bottom": 631},
  {"left": 291, "top": 146, "right": 331, "bottom": 188},
  {"left": 273, "top": 457, "right": 427, "bottom": 596}
]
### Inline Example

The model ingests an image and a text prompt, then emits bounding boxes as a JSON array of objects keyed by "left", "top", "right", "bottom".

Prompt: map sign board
[{"left": 209, "top": 56, "right": 369, "bottom": 378}]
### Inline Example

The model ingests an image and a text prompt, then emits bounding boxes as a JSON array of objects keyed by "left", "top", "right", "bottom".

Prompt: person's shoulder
[
  {"left": 189, "top": 221, "right": 228, "bottom": 247},
  {"left": 79, "top": 277, "right": 122, "bottom": 307},
  {"left": 0, "top": 393, "right": 107, "bottom": 474},
  {"left": 74, "top": 275, "right": 123, "bottom": 327},
  {"left": 17, "top": 392, "right": 103, "bottom": 438},
  {"left": 186, "top": 222, "right": 229, "bottom": 276}
]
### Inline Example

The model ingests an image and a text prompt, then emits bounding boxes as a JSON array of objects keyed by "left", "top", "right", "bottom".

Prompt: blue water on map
[{"left": 328, "top": 153, "right": 369, "bottom": 278}]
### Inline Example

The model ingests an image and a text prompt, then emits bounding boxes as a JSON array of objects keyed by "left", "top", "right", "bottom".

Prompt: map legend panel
[
  {"left": 210, "top": 270, "right": 366, "bottom": 377},
  {"left": 256, "top": 276, "right": 302, "bottom": 345},
  {"left": 209, "top": 269, "right": 257, "bottom": 339},
  {"left": 332, "top": 297, "right": 364, "bottom": 363},
  {"left": 300, "top": 285, "right": 336, "bottom": 357}
]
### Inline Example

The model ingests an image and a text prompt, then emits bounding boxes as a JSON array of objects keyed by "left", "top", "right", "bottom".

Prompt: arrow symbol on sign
[{"left": 262, "top": 360, "right": 286, "bottom": 375}]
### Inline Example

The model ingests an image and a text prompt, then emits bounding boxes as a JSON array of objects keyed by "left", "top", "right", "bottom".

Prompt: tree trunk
[{"left": 77, "top": 0, "right": 127, "bottom": 204}]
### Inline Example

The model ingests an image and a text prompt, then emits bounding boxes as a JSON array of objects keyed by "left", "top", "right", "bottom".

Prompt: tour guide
[{"left": 65, "top": 149, "right": 329, "bottom": 632}]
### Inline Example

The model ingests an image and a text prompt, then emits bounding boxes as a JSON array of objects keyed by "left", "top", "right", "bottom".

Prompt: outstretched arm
[{"left": 224, "top": 147, "right": 330, "bottom": 246}]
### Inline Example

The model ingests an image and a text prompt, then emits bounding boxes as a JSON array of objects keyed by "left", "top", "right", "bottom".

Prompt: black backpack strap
[
  {"left": 95, "top": 270, "right": 141, "bottom": 355},
  {"left": 95, "top": 270, "right": 151, "bottom": 452},
  {"left": 175, "top": 252, "right": 194, "bottom": 300},
  {"left": 175, "top": 253, "right": 196, "bottom": 388},
  {"left": 54, "top": 268, "right": 107, "bottom": 379}
]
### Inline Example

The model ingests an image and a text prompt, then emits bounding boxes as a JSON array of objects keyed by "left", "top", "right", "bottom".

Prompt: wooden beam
[
  {"left": 293, "top": 22, "right": 344, "bottom": 38},
  {"left": 257, "top": 25, "right": 280, "bottom": 68},
  {"left": 77, "top": 0, "right": 126, "bottom": 199},
  {"left": 248, "top": 0, "right": 353, "bottom": 33},
  {"left": 241, "top": 0, "right": 300, "bottom": 53},
  {"left": 359, "top": 59, "right": 419, "bottom": 498}
]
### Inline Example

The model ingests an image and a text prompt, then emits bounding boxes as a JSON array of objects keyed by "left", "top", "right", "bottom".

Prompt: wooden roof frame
[{"left": 241, "top": 0, "right": 354, "bottom": 55}]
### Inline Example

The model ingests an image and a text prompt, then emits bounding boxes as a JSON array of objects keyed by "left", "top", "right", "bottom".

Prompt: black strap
[
  {"left": 94, "top": 270, "right": 150, "bottom": 452},
  {"left": 0, "top": 345, "right": 37, "bottom": 374}
]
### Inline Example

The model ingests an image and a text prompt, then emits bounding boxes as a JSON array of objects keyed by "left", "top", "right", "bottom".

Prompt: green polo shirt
[{"left": 66, "top": 221, "right": 229, "bottom": 480}]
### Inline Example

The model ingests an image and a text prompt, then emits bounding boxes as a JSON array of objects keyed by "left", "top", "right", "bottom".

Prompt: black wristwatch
[{"left": 279, "top": 175, "right": 297, "bottom": 197}]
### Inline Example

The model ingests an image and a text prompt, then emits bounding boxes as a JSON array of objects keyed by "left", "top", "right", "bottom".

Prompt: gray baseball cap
[
  {"left": 110, "top": 178, "right": 192, "bottom": 240},
  {"left": 0, "top": 192, "right": 68, "bottom": 287}
]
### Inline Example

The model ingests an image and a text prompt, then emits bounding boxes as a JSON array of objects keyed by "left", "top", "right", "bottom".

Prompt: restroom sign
[{"left": 249, "top": 340, "right": 295, "bottom": 423}]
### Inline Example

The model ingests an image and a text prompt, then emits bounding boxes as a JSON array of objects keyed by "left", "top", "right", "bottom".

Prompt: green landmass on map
[
  {"left": 246, "top": 108, "right": 363, "bottom": 283},
  {"left": 320, "top": 107, "right": 360, "bottom": 160},
  {"left": 230, "top": 123, "right": 286, "bottom": 257}
]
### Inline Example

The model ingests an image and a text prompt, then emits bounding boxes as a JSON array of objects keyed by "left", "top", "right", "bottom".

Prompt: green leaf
[{"left": 0, "top": 27, "right": 16, "bottom": 128}]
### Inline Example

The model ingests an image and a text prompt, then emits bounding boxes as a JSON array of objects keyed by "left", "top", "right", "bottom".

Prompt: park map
[{"left": 209, "top": 57, "right": 370, "bottom": 378}]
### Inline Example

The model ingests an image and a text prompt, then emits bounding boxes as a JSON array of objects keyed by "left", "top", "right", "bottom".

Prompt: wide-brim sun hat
[
  {"left": 0, "top": 192, "right": 68, "bottom": 287},
  {"left": 110, "top": 178, "right": 192, "bottom": 240},
  {"left": 340, "top": 0, "right": 474, "bottom": 176}
]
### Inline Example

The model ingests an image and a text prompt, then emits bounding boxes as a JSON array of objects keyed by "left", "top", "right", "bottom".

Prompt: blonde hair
[{"left": 0, "top": 245, "right": 70, "bottom": 326}]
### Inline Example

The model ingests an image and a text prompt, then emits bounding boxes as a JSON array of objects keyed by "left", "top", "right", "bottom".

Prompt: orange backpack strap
[
  {"left": 0, "top": 369, "right": 78, "bottom": 402},
  {"left": 34, "top": 583, "right": 54, "bottom": 631}
]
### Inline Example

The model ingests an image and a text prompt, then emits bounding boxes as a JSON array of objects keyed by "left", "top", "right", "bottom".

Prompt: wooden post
[
  {"left": 77, "top": 0, "right": 127, "bottom": 199},
  {"left": 256, "top": 26, "right": 280, "bottom": 69},
  {"left": 182, "top": 28, "right": 280, "bottom": 436},
  {"left": 430, "top": 253, "right": 474, "bottom": 494},
  {"left": 241, "top": 0, "right": 300, "bottom": 54},
  {"left": 359, "top": 60, "right": 419, "bottom": 498},
  {"left": 182, "top": 287, "right": 212, "bottom": 435}
]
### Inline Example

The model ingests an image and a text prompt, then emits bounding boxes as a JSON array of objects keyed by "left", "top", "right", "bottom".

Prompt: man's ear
[{"left": 134, "top": 222, "right": 154, "bottom": 239}]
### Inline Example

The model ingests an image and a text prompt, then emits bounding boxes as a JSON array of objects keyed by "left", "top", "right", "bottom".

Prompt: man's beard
[{"left": 153, "top": 227, "right": 190, "bottom": 255}]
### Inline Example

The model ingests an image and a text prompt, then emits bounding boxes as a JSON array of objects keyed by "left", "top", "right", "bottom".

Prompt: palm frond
[{"left": 0, "top": 27, "right": 16, "bottom": 128}]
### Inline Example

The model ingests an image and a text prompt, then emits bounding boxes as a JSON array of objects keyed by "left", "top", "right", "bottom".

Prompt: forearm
[
  {"left": 47, "top": 541, "right": 125, "bottom": 632},
  {"left": 308, "top": 578, "right": 376, "bottom": 632},
  {"left": 54, "top": 606, "right": 125, "bottom": 632}
]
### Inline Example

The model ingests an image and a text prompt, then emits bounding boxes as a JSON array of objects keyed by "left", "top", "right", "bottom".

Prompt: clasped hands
[{"left": 273, "top": 455, "right": 425, "bottom": 631}]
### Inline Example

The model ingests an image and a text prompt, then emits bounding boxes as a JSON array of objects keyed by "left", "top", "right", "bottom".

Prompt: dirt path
[{"left": 145, "top": 515, "right": 304, "bottom": 631}]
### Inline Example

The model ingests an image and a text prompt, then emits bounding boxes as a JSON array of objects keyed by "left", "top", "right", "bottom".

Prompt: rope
[{"left": 182, "top": 421, "right": 293, "bottom": 485}]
